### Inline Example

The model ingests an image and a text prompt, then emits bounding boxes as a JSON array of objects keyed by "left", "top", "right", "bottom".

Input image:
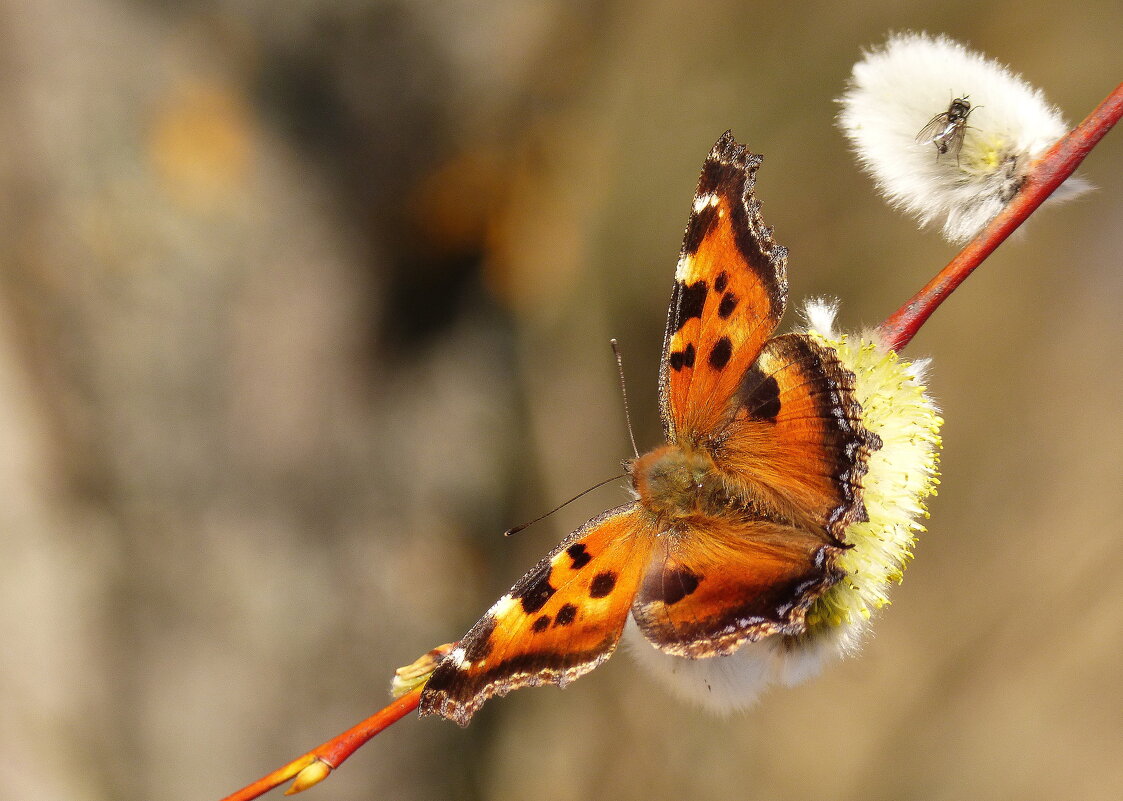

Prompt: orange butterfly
[{"left": 419, "top": 132, "right": 881, "bottom": 726}]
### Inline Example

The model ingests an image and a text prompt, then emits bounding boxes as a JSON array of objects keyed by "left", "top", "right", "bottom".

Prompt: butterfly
[
  {"left": 916, "top": 96, "right": 976, "bottom": 161},
  {"left": 419, "top": 131, "right": 881, "bottom": 726}
]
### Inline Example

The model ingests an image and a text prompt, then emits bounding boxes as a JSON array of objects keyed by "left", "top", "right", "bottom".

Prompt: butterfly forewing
[
  {"left": 420, "top": 504, "right": 655, "bottom": 726},
  {"left": 659, "top": 134, "right": 878, "bottom": 544},
  {"left": 660, "top": 131, "right": 788, "bottom": 444}
]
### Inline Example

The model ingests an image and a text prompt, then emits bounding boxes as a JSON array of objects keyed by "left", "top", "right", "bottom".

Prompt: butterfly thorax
[{"left": 630, "top": 443, "right": 734, "bottom": 522}]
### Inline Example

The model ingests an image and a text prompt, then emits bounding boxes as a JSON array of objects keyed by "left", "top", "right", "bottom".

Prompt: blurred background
[{"left": 1, "top": 1, "right": 1120, "bottom": 800}]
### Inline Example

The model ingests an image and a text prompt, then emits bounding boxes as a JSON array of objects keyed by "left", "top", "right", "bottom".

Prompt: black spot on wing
[
  {"left": 708, "top": 337, "right": 733, "bottom": 370},
  {"left": 671, "top": 280, "right": 707, "bottom": 333},
  {"left": 566, "top": 543, "right": 592, "bottom": 569},
  {"left": 715, "top": 271, "right": 729, "bottom": 293},
  {"left": 462, "top": 616, "right": 497, "bottom": 661},
  {"left": 738, "top": 364, "right": 782, "bottom": 421},
  {"left": 683, "top": 204, "right": 719, "bottom": 257},
  {"left": 554, "top": 604, "right": 578, "bottom": 627},
  {"left": 669, "top": 343, "right": 695, "bottom": 372},
  {"left": 696, "top": 151, "right": 740, "bottom": 201},
  {"left": 513, "top": 562, "right": 556, "bottom": 614},
  {"left": 717, "top": 292, "right": 738, "bottom": 318},
  {"left": 660, "top": 567, "right": 701, "bottom": 606},
  {"left": 589, "top": 571, "right": 618, "bottom": 598},
  {"left": 531, "top": 615, "right": 551, "bottom": 633}
]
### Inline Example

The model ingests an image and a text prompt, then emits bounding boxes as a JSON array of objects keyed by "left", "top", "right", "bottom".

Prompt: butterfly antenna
[
  {"left": 504, "top": 473, "right": 626, "bottom": 536},
  {"left": 611, "top": 339, "right": 641, "bottom": 458}
]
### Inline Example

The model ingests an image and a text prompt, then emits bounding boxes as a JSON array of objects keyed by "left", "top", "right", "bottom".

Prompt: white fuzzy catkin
[{"left": 837, "top": 32, "right": 1090, "bottom": 243}]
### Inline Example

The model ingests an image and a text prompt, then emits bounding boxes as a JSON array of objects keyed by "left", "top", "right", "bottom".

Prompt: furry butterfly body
[{"left": 420, "top": 132, "right": 881, "bottom": 726}]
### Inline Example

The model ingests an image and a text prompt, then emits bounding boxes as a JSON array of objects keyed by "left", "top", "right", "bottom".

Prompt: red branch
[
  {"left": 877, "top": 81, "right": 1123, "bottom": 352},
  {"left": 219, "top": 688, "right": 422, "bottom": 801}
]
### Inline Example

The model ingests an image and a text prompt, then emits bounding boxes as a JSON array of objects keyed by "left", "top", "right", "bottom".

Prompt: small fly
[{"left": 916, "top": 96, "right": 977, "bottom": 163}]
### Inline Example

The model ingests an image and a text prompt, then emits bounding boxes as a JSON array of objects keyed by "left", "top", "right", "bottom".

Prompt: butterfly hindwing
[
  {"left": 631, "top": 518, "right": 844, "bottom": 658},
  {"left": 660, "top": 131, "right": 788, "bottom": 443},
  {"left": 718, "top": 332, "right": 881, "bottom": 542},
  {"left": 419, "top": 504, "right": 654, "bottom": 726}
]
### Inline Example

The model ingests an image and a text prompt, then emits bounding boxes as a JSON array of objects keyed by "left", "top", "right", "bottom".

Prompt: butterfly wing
[
  {"left": 720, "top": 332, "right": 881, "bottom": 542},
  {"left": 659, "top": 133, "right": 879, "bottom": 544},
  {"left": 659, "top": 131, "right": 788, "bottom": 443},
  {"left": 632, "top": 517, "right": 844, "bottom": 658},
  {"left": 631, "top": 332, "right": 875, "bottom": 657},
  {"left": 419, "top": 504, "right": 655, "bottom": 726}
]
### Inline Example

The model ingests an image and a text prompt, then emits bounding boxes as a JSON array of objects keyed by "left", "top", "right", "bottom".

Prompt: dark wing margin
[{"left": 659, "top": 131, "right": 789, "bottom": 444}]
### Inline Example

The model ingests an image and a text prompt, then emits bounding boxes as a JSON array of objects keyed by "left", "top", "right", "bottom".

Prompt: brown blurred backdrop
[{"left": 1, "top": 2, "right": 1120, "bottom": 800}]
